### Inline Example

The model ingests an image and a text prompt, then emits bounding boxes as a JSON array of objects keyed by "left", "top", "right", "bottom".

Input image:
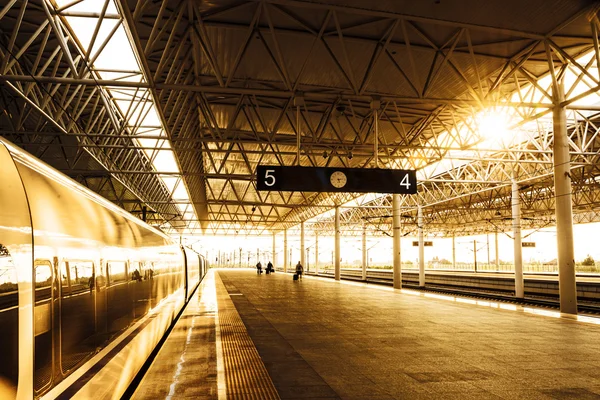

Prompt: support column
[
  {"left": 362, "top": 223, "right": 367, "bottom": 280},
  {"left": 393, "top": 194, "right": 402, "bottom": 289},
  {"left": 284, "top": 229, "right": 288, "bottom": 273},
  {"left": 495, "top": 231, "right": 500, "bottom": 270},
  {"left": 512, "top": 179, "right": 524, "bottom": 298},
  {"left": 487, "top": 234, "right": 490, "bottom": 267},
  {"left": 315, "top": 231, "right": 319, "bottom": 274},
  {"left": 418, "top": 206, "right": 425, "bottom": 287},
  {"left": 335, "top": 206, "right": 341, "bottom": 281},
  {"left": 300, "top": 221, "right": 305, "bottom": 269},
  {"left": 473, "top": 240, "right": 478, "bottom": 272},
  {"left": 452, "top": 234, "right": 456, "bottom": 269},
  {"left": 553, "top": 82, "right": 577, "bottom": 314},
  {"left": 272, "top": 232, "right": 276, "bottom": 267}
]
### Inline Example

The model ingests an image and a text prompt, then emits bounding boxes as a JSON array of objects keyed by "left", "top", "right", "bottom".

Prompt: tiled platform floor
[
  {"left": 137, "top": 269, "right": 600, "bottom": 399},
  {"left": 132, "top": 273, "right": 220, "bottom": 399}
]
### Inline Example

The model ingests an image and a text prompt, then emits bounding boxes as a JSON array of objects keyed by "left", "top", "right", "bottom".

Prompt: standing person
[
  {"left": 88, "top": 272, "right": 95, "bottom": 293},
  {"left": 266, "top": 261, "right": 274, "bottom": 273},
  {"left": 295, "top": 261, "right": 303, "bottom": 280},
  {"left": 256, "top": 261, "right": 262, "bottom": 274}
]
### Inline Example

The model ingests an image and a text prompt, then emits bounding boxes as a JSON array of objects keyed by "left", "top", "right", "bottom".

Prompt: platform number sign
[
  {"left": 400, "top": 174, "right": 411, "bottom": 191},
  {"left": 256, "top": 166, "right": 417, "bottom": 194},
  {"left": 263, "top": 169, "right": 276, "bottom": 187}
]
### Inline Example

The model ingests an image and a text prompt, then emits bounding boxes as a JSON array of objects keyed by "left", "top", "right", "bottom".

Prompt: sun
[{"left": 475, "top": 108, "right": 515, "bottom": 148}]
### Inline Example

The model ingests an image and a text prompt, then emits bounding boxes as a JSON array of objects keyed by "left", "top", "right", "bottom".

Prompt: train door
[
  {"left": 33, "top": 259, "right": 56, "bottom": 394},
  {"left": 94, "top": 261, "right": 108, "bottom": 347}
]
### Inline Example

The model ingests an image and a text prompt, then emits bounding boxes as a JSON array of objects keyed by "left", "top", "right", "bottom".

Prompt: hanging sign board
[
  {"left": 256, "top": 166, "right": 417, "bottom": 194},
  {"left": 412, "top": 241, "right": 433, "bottom": 247},
  {"left": 522, "top": 242, "right": 536, "bottom": 248}
]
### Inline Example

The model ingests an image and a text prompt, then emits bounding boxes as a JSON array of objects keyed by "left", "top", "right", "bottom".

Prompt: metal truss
[
  {"left": 0, "top": 0, "right": 187, "bottom": 231},
  {"left": 3, "top": 0, "right": 600, "bottom": 238}
]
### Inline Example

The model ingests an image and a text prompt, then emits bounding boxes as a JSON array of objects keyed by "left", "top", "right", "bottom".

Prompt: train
[{"left": 0, "top": 137, "right": 208, "bottom": 400}]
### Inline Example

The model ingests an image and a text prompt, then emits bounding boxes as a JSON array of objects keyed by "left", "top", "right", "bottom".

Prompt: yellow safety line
[{"left": 214, "top": 272, "right": 280, "bottom": 400}]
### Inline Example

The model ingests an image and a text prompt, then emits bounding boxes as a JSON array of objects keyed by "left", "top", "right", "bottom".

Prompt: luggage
[{"left": 293, "top": 273, "right": 299, "bottom": 281}]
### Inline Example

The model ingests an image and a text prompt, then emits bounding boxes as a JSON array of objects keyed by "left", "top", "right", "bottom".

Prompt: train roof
[{"left": 0, "top": 137, "right": 176, "bottom": 248}]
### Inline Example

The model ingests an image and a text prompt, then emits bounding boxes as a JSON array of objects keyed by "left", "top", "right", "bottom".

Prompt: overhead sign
[
  {"left": 256, "top": 166, "right": 417, "bottom": 194},
  {"left": 522, "top": 242, "right": 536, "bottom": 248},
  {"left": 412, "top": 241, "right": 433, "bottom": 247}
]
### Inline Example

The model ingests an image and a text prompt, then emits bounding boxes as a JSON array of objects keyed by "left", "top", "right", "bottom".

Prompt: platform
[{"left": 133, "top": 269, "right": 600, "bottom": 399}]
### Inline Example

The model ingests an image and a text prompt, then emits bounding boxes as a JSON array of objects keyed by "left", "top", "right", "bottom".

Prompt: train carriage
[{"left": 0, "top": 138, "right": 206, "bottom": 400}]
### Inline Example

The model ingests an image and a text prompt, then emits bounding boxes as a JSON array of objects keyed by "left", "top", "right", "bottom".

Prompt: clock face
[{"left": 330, "top": 171, "right": 347, "bottom": 188}]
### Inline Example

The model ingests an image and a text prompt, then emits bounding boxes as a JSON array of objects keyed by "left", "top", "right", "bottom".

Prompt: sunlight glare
[{"left": 476, "top": 108, "right": 513, "bottom": 147}]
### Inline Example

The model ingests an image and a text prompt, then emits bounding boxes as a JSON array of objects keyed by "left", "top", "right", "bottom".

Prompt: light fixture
[
  {"left": 322, "top": 151, "right": 328, "bottom": 159},
  {"left": 348, "top": 151, "right": 353, "bottom": 159},
  {"left": 251, "top": 206, "right": 256, "bottom": 212}
]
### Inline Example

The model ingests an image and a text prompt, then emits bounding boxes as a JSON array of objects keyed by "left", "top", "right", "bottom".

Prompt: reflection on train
[{"left": 0, "top": 138, "right": 208, "bottom": 400}]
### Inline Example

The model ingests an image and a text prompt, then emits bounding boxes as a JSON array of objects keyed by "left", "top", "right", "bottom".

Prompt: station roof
[{"left": 1, "top": 0, "right": 600, "bottom": 237}]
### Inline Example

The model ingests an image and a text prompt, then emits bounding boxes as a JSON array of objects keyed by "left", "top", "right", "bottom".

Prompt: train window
[
  {"left": 60, "top": 262, "right": 69, "bottom": 296},
  {"left": 34, "top": 261, "right": 53, "bottom": 305},
  {"left": 34, "top": 260, "right": 53, "bottom": 392},
  {"left": 35, "top": 263, "right": 52, "bottom": 289},
  {"left": 0, "top": 245, "right": 18, "bottom": 298},
  {"left": 130, "top": 262, "right": 143, "bottom": 281},
  {"left": 107, "top": 261, "right": 127, "bottom": 285},
  {"left": 95, "top": 262, "right": 106, "bottom": 290},
  {"left": 0, "top": 244, "right": 18, "bottom": 393},
  {"left": 144, "top": 262, "right": 155, "bottom": 280},
  {"left": 67, "top": 261, "right": 94, "bottom": 294},
  {"left": 60, "top": 261, "right": 95, "bottom": 376}
]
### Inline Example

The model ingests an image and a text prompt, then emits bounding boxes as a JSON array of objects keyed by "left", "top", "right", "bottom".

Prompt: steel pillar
[
  {"left": 272, "top": 232, "right": 276, "bottom": 267},
  {"left": 362, "top": 223, "right": 367, "bottom": 280},
  {"left": 393, "top": 194, "right": 401, "bottom": 289},
  {"left": 315, "top": 231, "right": 319, "bottom": 274},
  {"left": 300, "top": 221, "right": 305, "bottom": 269},
  {"left": 335, "top": 206, "right": 340, "bottom": 281},
  {"left": 553, "top": 83, "right": 577, "bottom": 314},
  {"left": 495, "top": 231, "right": 500, "bottom": 269},
  {"left": 452, "top": 234, "right": 456, "bottom": 269},
  {"left": 284, "top": 229, "right": 288, "bottom": 273},
  {"left": 473, "top": 240, "right": 477, "bottom": 272},
  {"left": 512, "top": 179, "right": 524, "bottom": 298},
  {"left": 418, "top": 205, "right": 425, "bottom": 287},
  {"left": 487, "top": 234, "right": 490, "bottom": 267}
]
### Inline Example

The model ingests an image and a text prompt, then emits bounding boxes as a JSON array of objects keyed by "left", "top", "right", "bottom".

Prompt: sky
[{"left": 185, "top": 220, "right": 600, "bottom": 269}]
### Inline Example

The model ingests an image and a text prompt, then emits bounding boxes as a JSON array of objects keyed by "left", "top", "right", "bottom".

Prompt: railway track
[{"left": 310, "top": 269, "right": 600, "bottom": 315}]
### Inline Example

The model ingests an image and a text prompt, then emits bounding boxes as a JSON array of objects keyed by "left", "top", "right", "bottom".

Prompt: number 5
[{"left": 264, "top": 169, "right": 276, "bottom": 186}]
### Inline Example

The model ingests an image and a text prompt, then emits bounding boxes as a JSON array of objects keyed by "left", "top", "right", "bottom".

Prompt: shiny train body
[{"left": 0, "top": 138, "right": 207, "bottom": 399}]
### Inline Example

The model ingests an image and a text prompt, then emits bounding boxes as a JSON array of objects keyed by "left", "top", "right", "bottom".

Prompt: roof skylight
[{"left": 54, "top": 0, "right": 199, "bottom": 233}]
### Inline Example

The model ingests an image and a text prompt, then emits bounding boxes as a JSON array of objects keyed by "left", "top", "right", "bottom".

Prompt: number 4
[{"left": 400, "top": 174, "right": 411, "bottom": 189}]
